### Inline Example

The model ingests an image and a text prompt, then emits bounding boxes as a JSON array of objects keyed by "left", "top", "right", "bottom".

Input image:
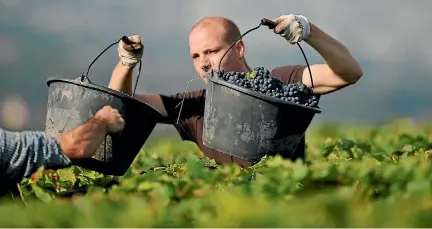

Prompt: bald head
[
  {"left": 190, "top": 16, "right": 241, "bottom": 45},
  {"left": 188, "top": 16, "right": 249, "bottom": 80}
]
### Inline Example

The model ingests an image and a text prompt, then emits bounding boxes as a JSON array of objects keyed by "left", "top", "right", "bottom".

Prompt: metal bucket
[
  {"left": 203, "top": 72, "right": 321, "bottom": 163},
  {"left": 44, "top": 37, "right": 160, "bottom": 176},
  {"left": 202, "top": 18, "right": 322, "bottom": 164}
]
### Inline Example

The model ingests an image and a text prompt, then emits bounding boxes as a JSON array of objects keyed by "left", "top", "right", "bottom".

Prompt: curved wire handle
[
  {"left": 175, "top": 59, "right": 218, "bottom": 125},
  {"left": 175, "top": 76, "right": 201, "bottom": 124},
  {"left": 80, "top": 36, "right": 143, "bottom": 97},
  {"left": 217, "top": 18, "right": 315, "bottom": 89}
]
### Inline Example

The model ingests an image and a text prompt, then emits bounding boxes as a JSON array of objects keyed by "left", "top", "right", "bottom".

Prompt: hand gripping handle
[{"left": 261, "top": 18, "right": 277, "bottom": 29}]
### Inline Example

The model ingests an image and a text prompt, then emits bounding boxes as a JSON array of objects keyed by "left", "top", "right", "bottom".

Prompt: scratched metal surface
[
  {"left": 203, "top": 81, "right": 317, "bottom": 163},
  {"left": 45, "top": 81, "right": 124, "bottom": 162}
]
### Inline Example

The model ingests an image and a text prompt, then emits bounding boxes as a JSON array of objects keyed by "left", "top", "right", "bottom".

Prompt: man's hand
[
  {"left": 272, "top": 14, "right": 311, "bottom": 44},
  {"left": 118, "top": 35, "right": 144, "bottom": 68},
  {"left": 94, "top": 106, "right": 125, "bottom": 134}
]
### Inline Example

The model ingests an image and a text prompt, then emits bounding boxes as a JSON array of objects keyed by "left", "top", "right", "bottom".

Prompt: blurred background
[{"left": 0, "top": 0, "right": 431, "bottom": 134}]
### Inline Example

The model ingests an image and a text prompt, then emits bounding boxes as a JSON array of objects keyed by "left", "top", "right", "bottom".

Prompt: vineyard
[{"left": 1, "top": 118, "right": 432, "bottom": 227}]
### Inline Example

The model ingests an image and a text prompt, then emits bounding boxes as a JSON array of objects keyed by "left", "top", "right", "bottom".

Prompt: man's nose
[{"left": 200, "top": 57, "right": 211, "bottom": 72}]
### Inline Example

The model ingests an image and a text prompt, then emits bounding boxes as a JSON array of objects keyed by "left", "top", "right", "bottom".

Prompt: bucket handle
[
  {"left": 217, "top": 18, "right": 315, "bottom": 90},
  {"left": 79, "top": 36, "right": 143, "bottom": 97}
]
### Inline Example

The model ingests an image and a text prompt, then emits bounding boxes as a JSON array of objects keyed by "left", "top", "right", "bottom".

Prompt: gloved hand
[
  {"left": 272, "top": 14, "right": 311, "bottom": 44},
  {"left": 118, "top": 35, "right": 144, "bottom": 68}
]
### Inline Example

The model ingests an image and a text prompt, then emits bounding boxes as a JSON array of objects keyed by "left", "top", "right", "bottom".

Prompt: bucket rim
[
  {"left": 206, "top": 74, "right": 322, "bottom": 114},
  {"left": 46, "top": 77, "right": 164, "bottom": 116}
]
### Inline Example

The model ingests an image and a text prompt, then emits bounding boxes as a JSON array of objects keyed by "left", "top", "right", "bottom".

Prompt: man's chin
[{"left": 199, "top": 75, "right": 208, "bottom": 84}]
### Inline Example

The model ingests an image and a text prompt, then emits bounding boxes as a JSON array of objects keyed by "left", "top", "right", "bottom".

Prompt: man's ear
[{"left": 235, "top": 40, "right": 245, "bottom": 58}]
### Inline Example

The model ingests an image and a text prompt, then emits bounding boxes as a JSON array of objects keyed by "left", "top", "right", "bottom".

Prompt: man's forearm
[
  {"left": 108, "top": 60, "right": 169, "bottom": 119},
  {"left": 0, "top": 115, "right": 108, "bottom": 187},
  {"left": 108, "top": 61, "right": 134, "bottom": 95},
  {"left": 56, "top": 116, "right": 109, "bottom": 160},
  {"left": 305, "top": 23, "right": 363, "bottom": 82}
]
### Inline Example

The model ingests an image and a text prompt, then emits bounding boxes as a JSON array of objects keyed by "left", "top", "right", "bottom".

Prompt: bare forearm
[
  {"left": 108, "top": 60, "right": 169, "bottom": 120},
  {"left": 305, "top": 23, "right": 363, "bottom": 80},
  {"left": 56, "top": 117, "right": 108, "bottom": 159},
  {"left": 108, "top": 61, "right": 134, "bottom": 95}
]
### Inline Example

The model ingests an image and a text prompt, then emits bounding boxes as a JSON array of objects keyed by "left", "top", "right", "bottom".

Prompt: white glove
[
  {"left": 118, "top": 35, "right": 144, "bottom": 68},
  {"left": 272, "top": 14, "right": 311, "bottom": 44}
]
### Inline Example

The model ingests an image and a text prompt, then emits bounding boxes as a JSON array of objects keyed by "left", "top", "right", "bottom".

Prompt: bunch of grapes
[{"left": 217, "top": 66, "right": 319, "bottom": 108}]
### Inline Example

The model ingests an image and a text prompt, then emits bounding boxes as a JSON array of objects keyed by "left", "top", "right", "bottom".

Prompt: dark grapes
[{"left": 218, "top": 66, "right": 319, "bottom": 108}]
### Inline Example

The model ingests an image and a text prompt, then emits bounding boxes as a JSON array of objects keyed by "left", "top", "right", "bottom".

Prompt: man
[
  {"left": 0, "top": 106, "right": 125, "bottom": 190},
  {"left": 108, "top": 14, "right": 363, "bottom": 167}
]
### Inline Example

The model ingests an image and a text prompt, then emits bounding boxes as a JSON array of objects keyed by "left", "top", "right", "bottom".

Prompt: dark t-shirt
[{"left": 157, "top": 65, "right": 308, "bottom": 167}]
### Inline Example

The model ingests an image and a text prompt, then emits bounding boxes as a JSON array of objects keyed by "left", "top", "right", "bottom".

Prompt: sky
[{"left": 0, "top": 0, "right": 431, "bottom": 132}]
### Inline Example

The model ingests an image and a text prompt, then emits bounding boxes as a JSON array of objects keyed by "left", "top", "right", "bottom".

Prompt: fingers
[
  {"left": 120, "top": 41, "right": 143, "bottom": 52},
  {"left": 120, "top": 34, "right": 144, "bottom": 52},
  {"left": 108, "top": 107, "right": 122, "bottom": 122},
  {"left": 272, "top": 16, "right": 288, "bottom": 34},
  {"left": 117, "top": 35, "right": 143, "bottom": 68},
  {"left": 103, "top": 107, "right": 125, "bottom": 133},
  {"left": 128, "top": 35, "right": 141, "bottom": 43},
  {"left": 271, "top": 17, "right": 282, "bottom": 34},
  {"left": 97, "top": 105, "right": 113, "bottom": 114},
  {"left": 109, "top": 115, "right": 125, "bottom": 133},
  {"left": 274, "top": 23, "right": 287, "bottom": 35},
  {"left": 272, "top": 16, "right": 285, "bottom": 24},
  {"left": 95, "top": 106, "right": 125, "bottom": 133},
  {"left": 272, "top": 14, "right": 296, "bottom": 34}
]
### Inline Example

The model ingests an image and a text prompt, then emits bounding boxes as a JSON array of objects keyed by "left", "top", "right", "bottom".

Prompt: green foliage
[{"left": 1, "top": 119, "right": 432, "bottom": 227}]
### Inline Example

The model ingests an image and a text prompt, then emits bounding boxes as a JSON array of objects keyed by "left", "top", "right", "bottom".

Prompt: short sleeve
[
  {"left": 270, "top": 65, "right": 306, "bottom": 84},
  {"left": 158, "top": 90, "right": 206, "bottom": 141},
  {"left": 159, "top": 90, "right": 206, "bottom": 124}
]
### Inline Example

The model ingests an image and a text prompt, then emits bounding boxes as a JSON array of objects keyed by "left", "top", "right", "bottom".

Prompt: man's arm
[
  {"left": 0, "top": 128, "right": 72, "bottom": 186},
  {"left": 55, "top": 115, "right": 109, "bottom": 160},
  {"left": 108, "top": 35, "right": 170, "bottom": 120},
  {"left": 109, "top": 61, "right": 169, "bottom": 119},
  {"left": 108, "top": 35, "right": 203, "bottom": 126},
  {"left": 302, "top": 23, "right": 363, "bottom": 94},
  {"left": 109, "top": 61, "right": 134, "bottom": 96},
  {"left": 272, "top": 15, "right": 363, "bottom": 95},
  {"left": 0, "top": 106, "right": 121, "bottom": 187}
]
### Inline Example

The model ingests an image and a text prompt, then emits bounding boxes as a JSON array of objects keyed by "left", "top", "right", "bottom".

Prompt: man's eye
[{"left": 205, "top": 50, "right": 217, "bottom": 55}]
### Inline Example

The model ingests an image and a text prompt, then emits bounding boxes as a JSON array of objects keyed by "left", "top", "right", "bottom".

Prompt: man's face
[{"left": 189, "top": 24, "right": 244, "bottom": 82}]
